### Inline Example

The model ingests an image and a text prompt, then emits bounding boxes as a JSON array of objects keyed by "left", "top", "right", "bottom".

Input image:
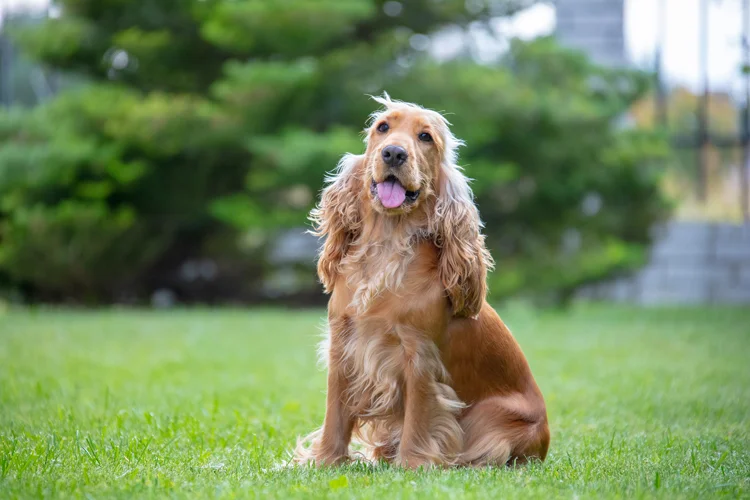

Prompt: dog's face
[{"left": 365, "top": 106, "right": 445, "bottom": 215}]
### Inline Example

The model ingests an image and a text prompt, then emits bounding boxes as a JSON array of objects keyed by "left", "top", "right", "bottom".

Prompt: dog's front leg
[
  {"left": 398, "top": 362, "right": 434, "bottom": 469},
  {"left": 316, "top": 358, "right": 354, "bottom": 465},
  {"left": 294, "top": 316, "right": 354, "bottom": 466},
  {"left": 397, "top": 328, "right": 464, "bottom": 469},
  {"left": 305, "top": 315, "right": 354, "bottom": 466}
]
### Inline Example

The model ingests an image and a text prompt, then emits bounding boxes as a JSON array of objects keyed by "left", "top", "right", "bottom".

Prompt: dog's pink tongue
[{"left": 376, "top": 179, "right": 407, "bottom": 208}]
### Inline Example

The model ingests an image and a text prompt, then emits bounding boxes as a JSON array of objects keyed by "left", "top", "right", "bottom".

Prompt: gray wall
[
  {"left": 556, "top": 0, "right": 627, "bottom": 67},
  {"left": 579, "top": 222, "right": 750, "bottom": 305}
]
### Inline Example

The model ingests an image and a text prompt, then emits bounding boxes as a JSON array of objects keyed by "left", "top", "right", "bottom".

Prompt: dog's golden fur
[{"left": 294, "top": 96, "right": 549, "bottom": 468}]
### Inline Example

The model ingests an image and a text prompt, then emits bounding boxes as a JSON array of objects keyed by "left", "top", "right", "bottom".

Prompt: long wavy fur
[{"left": 296, "top": 95, "right": 496, "bottom": 466}]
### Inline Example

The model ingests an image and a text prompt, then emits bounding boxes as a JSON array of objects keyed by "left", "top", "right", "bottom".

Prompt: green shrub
[{"left": 0, "top": 0, "right": 670, "bottom": 303}]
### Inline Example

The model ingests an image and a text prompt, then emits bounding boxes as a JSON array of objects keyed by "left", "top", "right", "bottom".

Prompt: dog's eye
[
  {"left": 377, "top": 122, "right": 389, "bottom": 133},
  {"left": 418, "top": 132, "right": 433, "bottom": 142}
]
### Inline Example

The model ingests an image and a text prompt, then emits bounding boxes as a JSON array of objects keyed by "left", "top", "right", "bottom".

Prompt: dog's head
[
  {"left": 364, "top": 96, "right": 455, "bottom": 216},
  {"left": 311, "top": 95, "right": 493, "bottom": 317}
]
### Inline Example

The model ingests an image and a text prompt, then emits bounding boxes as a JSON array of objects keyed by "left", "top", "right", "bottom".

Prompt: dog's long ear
[
  {"left": 309, "top": 153, "right": 364, "bottom": 293},
  {"left": 432, "top": 133, "right": 494, "bottom": 318}
]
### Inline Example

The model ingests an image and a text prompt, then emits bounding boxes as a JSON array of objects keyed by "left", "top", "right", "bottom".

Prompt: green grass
[{"left": 1, "top": 305, "right": 748, "bottom": 498}]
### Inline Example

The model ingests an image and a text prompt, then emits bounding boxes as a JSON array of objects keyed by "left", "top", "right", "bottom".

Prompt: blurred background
[{"left": 0, "top": 0, "right": 748, "bottom": 308}]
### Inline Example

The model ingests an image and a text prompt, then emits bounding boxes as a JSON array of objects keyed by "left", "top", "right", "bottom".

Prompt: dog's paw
[
  {"left": 295, "top": 450, "right": 350, "bottom": 468},
  {"left": 395, "top": 453, "right": 434, "bottom": 470},
  {"left": 293, "top": 430, "right": 351, "bottom": 467}
]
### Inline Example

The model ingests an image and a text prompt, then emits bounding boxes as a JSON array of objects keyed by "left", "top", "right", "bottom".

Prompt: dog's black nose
[{"left": 382, "top": 145, "right": 408, "bottom": 167}]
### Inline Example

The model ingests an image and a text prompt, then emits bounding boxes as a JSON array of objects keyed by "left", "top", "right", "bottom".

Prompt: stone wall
[{"left": 579, "top": 222, "right": 750, "bottom": 305}]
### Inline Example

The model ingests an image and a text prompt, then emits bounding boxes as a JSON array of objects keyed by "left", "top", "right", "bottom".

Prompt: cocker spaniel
[{"left": 294, "top": 95, "right": 549, "bottom": 468}]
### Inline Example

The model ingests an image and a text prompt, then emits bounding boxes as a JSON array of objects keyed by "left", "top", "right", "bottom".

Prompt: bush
[{"left": 0, "top": 0, "right": 670, "bottom": 304}]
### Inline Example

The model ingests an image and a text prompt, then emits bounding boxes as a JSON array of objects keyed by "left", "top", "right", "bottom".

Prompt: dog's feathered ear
[
  {"left": 309, "top": 154, "right": 364, "bottom": 293},
  {"left": 432, "top": 130, "right": 494, "bottom": 318}
]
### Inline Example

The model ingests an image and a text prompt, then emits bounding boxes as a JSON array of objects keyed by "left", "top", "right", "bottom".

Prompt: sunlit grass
[{"left": 1, "top": 305, "right": 748, "bottom": 498}]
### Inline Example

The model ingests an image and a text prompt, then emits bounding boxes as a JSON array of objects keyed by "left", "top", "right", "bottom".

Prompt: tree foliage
[{"left": 0, "top": 0, "right": 670, "bottom": 303}]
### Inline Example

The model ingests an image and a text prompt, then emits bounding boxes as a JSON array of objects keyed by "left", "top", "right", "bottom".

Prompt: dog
[{"left": 294, "top": 95, "right": 549, "bottom": 468}]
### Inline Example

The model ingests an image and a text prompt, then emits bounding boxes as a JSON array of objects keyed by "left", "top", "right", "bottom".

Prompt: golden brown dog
[{"left": 295, "top": 95, "right": 549, "bottom": 468}]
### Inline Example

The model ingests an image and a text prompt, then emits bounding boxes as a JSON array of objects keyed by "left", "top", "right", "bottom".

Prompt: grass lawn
[{"left": 0, "top": 305, "right": 748, "bottom": 498}]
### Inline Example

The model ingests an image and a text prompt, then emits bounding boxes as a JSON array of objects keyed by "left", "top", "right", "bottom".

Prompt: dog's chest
[{"left": 334, "top": 239, "right": 446, "bottom": 316}]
